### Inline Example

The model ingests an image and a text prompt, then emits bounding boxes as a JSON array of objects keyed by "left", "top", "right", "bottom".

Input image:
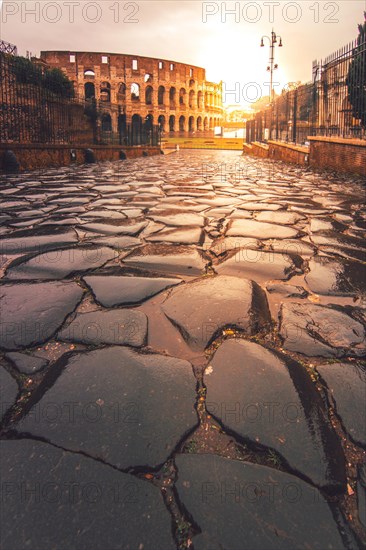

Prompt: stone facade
[{"left": 40, "top": 51, "right": 223, "bottom": 133}]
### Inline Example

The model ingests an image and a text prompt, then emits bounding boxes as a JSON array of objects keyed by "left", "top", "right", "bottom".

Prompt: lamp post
[
  {"left": 260, "top": 30, "right": 283, "bottom": 140},
  {"left": 260, "top": 29, "right": 283, "bottom": 105}
]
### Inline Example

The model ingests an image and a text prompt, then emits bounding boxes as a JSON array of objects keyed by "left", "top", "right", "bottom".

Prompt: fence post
[{"left": 292, "top": 88, "right": 298, "bottom": 143}]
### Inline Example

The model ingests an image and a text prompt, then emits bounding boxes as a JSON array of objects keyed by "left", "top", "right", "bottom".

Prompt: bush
[{"left": 11, "top": 56, "right": 74, "bottom": 98}]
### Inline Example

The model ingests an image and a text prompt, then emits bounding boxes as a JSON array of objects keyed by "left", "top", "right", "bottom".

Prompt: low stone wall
[
  {"left": 243, "top": 137, "right": 366, "bottom": 176},
  {"left": 268, "top": 141, "right": 309, "bottom": 165},
  {"left": 308, "top": 136, "right": 366, "bottom": 177},
  {"left": 0, "top": 144, "right": 162, "bottom": 172},
  {"left": 251, "top": 142, "right": 269, "bottom": 158}
]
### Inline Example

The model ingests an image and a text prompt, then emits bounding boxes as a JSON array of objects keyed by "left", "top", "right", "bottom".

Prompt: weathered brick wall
[
  {"left": 308, "top": 137, "right": 366, "bottom": 177},
  {"left": 251, "top": 142, "right": 269, "bottom": 158},
  {"left": 268, "top": 141, "right": 309, "bottom": 166},
  {"left": 0, "top": 144, "right": 161, "bottom": 172}
]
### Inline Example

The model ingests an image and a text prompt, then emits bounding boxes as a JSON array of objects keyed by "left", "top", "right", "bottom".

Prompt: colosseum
[{"left": 40, "top": 51, "right": 223, "bottom": 136}]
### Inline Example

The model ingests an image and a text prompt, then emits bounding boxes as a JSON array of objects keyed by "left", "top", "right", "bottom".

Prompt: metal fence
[
  {"left": 0, "top": 52, "right": 161, "bottom": 147},
  {"left": 246, "top": 38, "right": 366, "bottom": 145}
]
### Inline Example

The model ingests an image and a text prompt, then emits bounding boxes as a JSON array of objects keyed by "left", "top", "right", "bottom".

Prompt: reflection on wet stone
[
  {"left": 17, "top": 346, "right": 198, "bottom": 470},
  {"left": 175, "top": 454, "right": 345, "bottom": 550},
  {"left": 205, "top": 339, "right": 346, "bottom": 491},
  {"left": 0, "top": 439, "right": 175, "bottom": 549}
]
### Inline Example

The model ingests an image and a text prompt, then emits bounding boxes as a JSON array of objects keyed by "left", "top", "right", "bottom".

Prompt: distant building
[{"left": 40, "top": 51, "right": 223, "bottom": 133}]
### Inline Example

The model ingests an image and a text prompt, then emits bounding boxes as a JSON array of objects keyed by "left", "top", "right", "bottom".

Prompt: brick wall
[
  {"left": 268, "top": 141, "right": 309, "bottom": 166},
  {"left": 251, "top": 142, "right": 269, "bottom": 158},
  {"left": 0, "top": 144, "right": 161, "bottom": 172},
  {"left": 308, "top": 137, "right": 366, "bottom": 177}
]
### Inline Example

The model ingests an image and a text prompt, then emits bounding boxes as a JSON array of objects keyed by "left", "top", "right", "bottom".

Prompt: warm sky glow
[{"left": 1, "top": 0, "right": 365, "bottom": 107}]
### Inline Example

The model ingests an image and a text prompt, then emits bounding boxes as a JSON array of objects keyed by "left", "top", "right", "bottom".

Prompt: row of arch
[
  {"left": 100, "top": 113, "right": 222, "bottom": 133},
  {"left": 84, "top": 82, "right": 221, "bottom": 108}
]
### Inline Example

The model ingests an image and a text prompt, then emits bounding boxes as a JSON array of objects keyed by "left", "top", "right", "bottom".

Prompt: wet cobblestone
[{"left": 0, "top": 150, "right": 365, "bottom": 549}]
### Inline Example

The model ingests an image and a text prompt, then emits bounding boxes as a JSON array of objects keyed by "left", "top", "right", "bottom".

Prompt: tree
[
  {"left": 346, "top": 12, "right": 366, "bottom": 127},
  {"left": 43, "top": 68, "right": 75, "bottom": 98},
  {"left": 12, "top": 56, "right": 42, "bottom": 85}
]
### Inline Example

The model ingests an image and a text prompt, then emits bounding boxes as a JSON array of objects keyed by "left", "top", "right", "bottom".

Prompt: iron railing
[
  {"left": 0, "top": 53, "right": 161, "bottom": 147},
  {"left": 246, "top": 38, "right": 366, "bottom": 145},
  {"left": 0, "top": 40, "right": 17, "bottom": 56}
]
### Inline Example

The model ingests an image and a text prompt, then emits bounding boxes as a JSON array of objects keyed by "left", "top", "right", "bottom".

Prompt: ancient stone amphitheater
[{"left": 40, "top": 51, "right": 223, "bottom": 134}]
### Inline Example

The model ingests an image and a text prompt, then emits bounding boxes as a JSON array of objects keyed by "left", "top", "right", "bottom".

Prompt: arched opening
[
  {"left": 189, "top": 79, "right": 195, "bottom": 87},
  {"left": 118, "top": 114, "right": 127, "bottom": 143},
  {"left": 179, "top": 88, "right": 186, "bottom": 105},
  {"left": 144, "top": 73, "right": 152, "bottom": 83},
  {"left": 131, "top": 114, "right": 143, "bottom": 145},
  {"left": 101, "top": 113, "right": 112, "bottom": 132},
  {"left": 84, "top": 69, "right": 95, "bottom": 78},
  {"left": 204, "top": 117, "right": 208, "bottom": 131},
  {"left": 144, "top": 114, "right": 153, "bottom": 131},
  {"left": 179, "top": 115, "right": 185, "bottom": 132},
  {"left": 197, "top": 91, "right": 203, "bottom": 109},
  {"left": 197, "top": 116, "right": 203, "bottom": 131},
  {"left": 169, "top": 87, "right": 176, "bottom": 108},
  {"left": 84, "top": 82, "right": 95, "bottom": 100},
  {"left": 158, "top": 86, "right": 165, "bottom": 105},
  {"left": 158, "top": 115, "right": 166, "bottom": 132},
  {"left": 145, "top": 86, "right": 153, "bottom": 105},
  {"left": 189, "top": 90, "right": 195, "bottom": 109},
  {"left": 169, "top": 115, "right": 175, "bottom": 132},
  {"left": 100, "top": 81, "right": 111, "bottom": 102},
  {"left": 131, "top": 83, "right": 140, "bottom": 101},
  {"left": 188, "top": 116, "right": 195, "bottom": 132}
]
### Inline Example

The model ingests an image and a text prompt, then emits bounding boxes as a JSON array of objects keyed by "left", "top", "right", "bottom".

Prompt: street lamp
[{"left": 260, "top": 30, "right": 283, "bottom": 106}]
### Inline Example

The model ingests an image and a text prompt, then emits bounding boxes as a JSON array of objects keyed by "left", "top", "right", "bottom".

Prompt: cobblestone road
[{"left": 1, "top": 150, "right": 365, "bottom": 549}]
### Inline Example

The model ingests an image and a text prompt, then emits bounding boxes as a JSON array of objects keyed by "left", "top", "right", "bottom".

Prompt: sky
[{"left": 1, "top": 0, "right": 365, "bottom": 107}]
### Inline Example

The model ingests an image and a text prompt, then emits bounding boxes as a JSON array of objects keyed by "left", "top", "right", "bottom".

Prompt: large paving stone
[
  {"left": 17, "top": 346, "right": 198, "bottom": 469},
  {"left": 210, "top": 237, "right": 261, "bottom": 256},
  {"left": 161, "top": 276, "right": 271, "bottom": 351},
  {"left": 80, "top": 221, "right": 147, "bottom": 235},
  {"left": 123, "top": 245, "right": 206, "bottom": 276},
  {"left": 0, "top": 439, "right": 175, "bottom": 550},
  {"left": 0, "top": 229, "right": 78, "bottom": 255},
  {"left": 227, "top": 219, "right": 299, "bottom": 239},
  {"left": 150, "top": 212, "right": 205, "bottom": 226},
  {"left": 205, "top": 339, "right": 346, "bottom": 492},
  {"left": 175, "top": 454, "right": 345, "bottom": 550},
  {"left": 58, "top": 309, "right": 148, "bottom": 347},
  {"left": 255, "top": 210, "right": 305, "bottom": 225},
  {"left": 85, "top": 235, "right": 141, "bottom": 249},
  {"left": 262, "top": 238, "right": 316, "bottom": 257},
  {"left": 83, "top": 275, "right": 181, "bottom": 307},
  {"left": 317, "top": 362, "right": 366, "bottom": 446},
  {"left": 305, "top": 256, "right": 366, "bottom": 296},
  {"left": 146, "top": 226, "right": 204, "bottom": 245},
  {"left": 279, "top": 302, "right": 366, "bottom": 358},
  {"left": 0, "top": 366, "right": 18, "bottom": 422},
  {"left": 216, "top": 249, "right": 300, "bottom": 281},
  {"left": 0, "top": 282, "right": 84, "bottom": 351},
  {"left": 6, "top": 247, "right": 116, "bottom": 280}
]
